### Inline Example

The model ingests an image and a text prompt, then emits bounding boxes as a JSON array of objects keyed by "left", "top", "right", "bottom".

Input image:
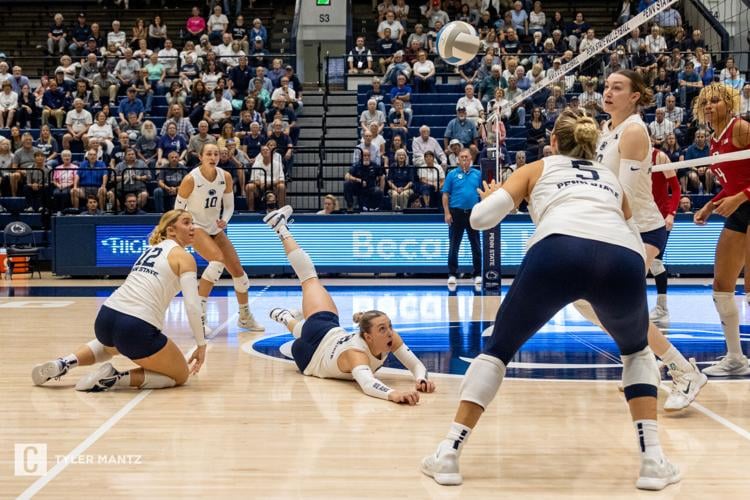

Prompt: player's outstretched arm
[
  {"left": 339, "top": 350, "right": 420, "bottom": 405},
  {"left": 391, "top": 332, "right": 435, "bottom": 393}
]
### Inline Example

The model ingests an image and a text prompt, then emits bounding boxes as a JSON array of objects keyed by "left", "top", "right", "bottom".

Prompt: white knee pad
[
  {"left": 233, "top": 272, "right": 250, "bottom": 294},
  {"left": 649, "top": 258, "right": 666, "bottom": 276},
  {"left": 621, "top": 346, "right": 660, "bottom": 396},
  {"left": 288, "top": 248, "right": 318, "bottom": 283},
  {"left": 292, "top": 321, "right": 304, "bottom": 339},
  {"left": 459, "top": 354, "right": 506, "bottom": 410},
  {"left": 573, "top": 299, "right": 604, "bottom": 328},
  {"left": 713, "top": 291, "right": 738, "bottom": 319},
  {"left": 201, "top": 260, "right": 225, "bottom": 284},
  {"left": 86, "top": 339, "right": 112, "bottom": 363}
]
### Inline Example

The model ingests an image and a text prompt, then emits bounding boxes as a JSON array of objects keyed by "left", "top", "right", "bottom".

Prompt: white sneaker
[
  {"left": 289, "top": 309, "right": 304, "bottom": 321},
  {"left": 649, "top": 304, "right": 669, "bottom": 325},
  {"left": 269, "top": 307, "right": 294, "bottom": 325},
  {"left": 75, "top": 363, "right": 120, "bottom": 392},
  {"left": 238, "top": 311, "right": 265, "bottom": 332},
  {"left": 447, "top": 276, "right": 457, "bottom": 286},
  {"left": 636, "top": 457, "right": 681, "bottom": 490},
  {"left": 474, "top": 276, "right": 482, "bottom": 287},
  {"left": 420, "top": 449, "right": 462, "bottom": 486},
  {"left": 263, "top": 205, "right": 293, "bottom": 233},
  {"left": 702, "top": 354, "right": 750, "bottom": 377},
  {"left": 31, "top": 359, "right": 69, "bottom": 386},
  {"left": 664, "top": 358, "right": 708, "bottom": 411}
]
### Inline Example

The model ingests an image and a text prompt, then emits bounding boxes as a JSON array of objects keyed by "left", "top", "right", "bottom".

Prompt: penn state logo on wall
[{"left": 9, "top": 223, "right": 26, "bottom": 234}]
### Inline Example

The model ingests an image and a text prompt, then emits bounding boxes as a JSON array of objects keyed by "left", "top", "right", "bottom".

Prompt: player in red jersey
[
  {"left": 693, "top": 83, "right": 750, "bottom": 376},
  {"left": 649, "top": 148, "right": 681, "bottom": 324}
]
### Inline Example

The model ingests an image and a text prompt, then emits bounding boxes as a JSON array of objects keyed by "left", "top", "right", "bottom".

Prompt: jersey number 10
[{"left": 204, "top": 196, "right": 218, "bottom": 209}]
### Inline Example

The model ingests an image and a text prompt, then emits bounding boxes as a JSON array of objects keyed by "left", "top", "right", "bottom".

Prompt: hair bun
[
  {"left": 573, "top": 118, "right": 598, "bottom": 145},
  {"left": 352, "top": 312, "right": 363, "bottom": 324}
]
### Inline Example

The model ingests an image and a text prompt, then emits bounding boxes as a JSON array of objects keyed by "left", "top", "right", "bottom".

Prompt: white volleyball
[{"left": 436, "top": 21, "right": 480, "bottom": 66}]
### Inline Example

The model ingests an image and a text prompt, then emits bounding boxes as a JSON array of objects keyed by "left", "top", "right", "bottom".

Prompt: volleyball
[{"left": 436, "top": 21, "right": 480, "bottom": 66}]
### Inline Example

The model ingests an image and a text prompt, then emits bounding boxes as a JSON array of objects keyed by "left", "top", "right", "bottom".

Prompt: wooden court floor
[{"left": 1, "top": 278, "right": 749, "bottom": 498}]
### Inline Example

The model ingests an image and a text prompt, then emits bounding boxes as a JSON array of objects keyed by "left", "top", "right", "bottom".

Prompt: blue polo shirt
[
  {"left": 442, "top": 166, "right": 481, "bottom": 209},
  {"left": 444, "top": 118, "right": 478, "bottom": 147},
  {"left": 77, "top": 160, "right": 108, "bottom": 187},
  {"left": 118, "top": 97, "right": 144, "bottom": 118}
]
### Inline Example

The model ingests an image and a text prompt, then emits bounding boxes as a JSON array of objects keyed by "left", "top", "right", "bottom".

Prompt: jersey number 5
[
  {"left": 204, "top": 196, "right": 218, "bottom": 209},
  {"left": 134, "top": 247, "right": 163, "bottom": 268},
  {"left": 572, "top": 160, "right": 600, "bottom": 180}
]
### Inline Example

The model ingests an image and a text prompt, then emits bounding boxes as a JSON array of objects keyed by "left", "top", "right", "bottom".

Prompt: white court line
[{"left": 17, "top": 390, "right": 152, "bottom": 500}]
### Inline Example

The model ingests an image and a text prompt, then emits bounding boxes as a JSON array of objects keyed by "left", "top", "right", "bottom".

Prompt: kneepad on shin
[
  {"left": 201, "top": 261, "right": 225, "bottom": 285},
  {"left": 621, "top": 346, "right": 659, "bottom": 400}
]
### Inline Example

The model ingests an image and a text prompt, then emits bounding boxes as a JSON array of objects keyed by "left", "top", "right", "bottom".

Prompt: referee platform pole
[{"left": 479, "top": 156, "right": 501, "bottom": 295}]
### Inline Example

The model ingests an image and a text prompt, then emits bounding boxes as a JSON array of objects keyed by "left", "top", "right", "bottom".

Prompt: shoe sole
[
  {"left": 237, "top": 320, "right": 265, "bottom": 332},
  {"left": 636, "top": 471, "right": 681, "bottom": 490},
  {"left": 420, "top": 464, "right": 463, "bottom": 486},
  {"left": 701, "top": 366, "right": 750, "bottom": 377},
  {"left": 664, "top": 373, "right": 708, "bottom": 412},
  {"left": 32, "top": 361, "right": 61, "bottom": 386}
]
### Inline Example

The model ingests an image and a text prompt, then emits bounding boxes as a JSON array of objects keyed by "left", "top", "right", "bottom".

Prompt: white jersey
[
  {"left": 105, "top": 240, "right": 181, "bottom": 330},
  {"left": 184, "top": 166, "right": 229, "bottom": 235},
  {"left": 526, "top": 155, "right": 645, "bottom": 260},
  {"left": 303, "top": 327, "right": 387, "bottom": 379},
  {"left": 595, "top": 114, "right": 665, "bottom": 233}
]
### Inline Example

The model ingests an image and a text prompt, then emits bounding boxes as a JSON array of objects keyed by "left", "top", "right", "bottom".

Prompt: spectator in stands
[
  {"left": 698, "top": 53, "right": 714, "bottom": 86},
  {"left": 229, "top": 15, "right": 250, "bottom": 54},
  {"left": 645, "top": 25, "right": 667, "bottom": 56},
  {"left": 0, "top": 81, "right": 17, "bottom": 129},
  {"left": 412, "top": 125, "right": 447, "bottom": 168},
  {"left": 378, "top": 0, "right": 395, "bottom": 21},
  {"left": 317, "top": 194, "right": 339, "bottom": 214},
  {"left": 379, "top": 10, "right": 405, "bottom": 43},
  {"left": 23, "top": 151, "right": 48, "bottom": 212},
  {"left": 678, "top": 61, "right": 702, "bottom": 108},
  {"left": 118, "top": 87, "right": 145, "bottom": 128},
  {"left": 130, "top": 18, "right": 148, "bottom": 52},
  {"left": 510, "top": 1, "right": 528, "bottom": 37},
  {"left": 33, "top": 126, "right": 59, "bottom": 169},
  {"left": 115, "top": 49, "right": 142, "bottom": 90},
  {"left": 661, "top": 132, "right": 680, "bottom": 163},
  {"left": 387, "top": 97, "right": 411, "bottom": 140},
  {"left": 360, "top": 99, "right": 386, "bottom": 137},
  {"left": 157, "top": 122, "right": 188, "bottom": 168},
  {"left": 724, "top": 66, "right": 745, "bottom": 91},
  {"left": 75, "top": 148, "right": 109, "bottom": 210},
  {"left": 144, "top": 54, "right": 166, "bottom": 98},
  {"left": 186, "top": 6, "right": 207, "bottom": 44},
  {"left": 344, "top": 148, "right": 385, "bottom": 211},
  {"left": 246, "top": 143, "right": 286, "bottom": 211},
  {"left": 384, "top": 51, "right": 412, "bottom": 87},
  {"left": 239, "top": 101, "right": 262, "bottom": 130},
  {"left": 0, "top": 138, "right": 11, "bottom": 195},
  {"left": 348, "top": 36, "right": 374, "bottom": 75},
  {"left": 83, "top": 37, "right": 100, "bottom": 59},
  {"left": 55, "top": 56, "right": 79, "bottom": 86},
  {"left": 69, "top": 12, "right": 92, "bottom": 57},
  {"left": 161, "top": 104, "right": 194, "bottom": 140},
  {"left": 41, "top": 79, "right": 67, "bottom": 129},
  {"left": 442, "top": 148, "right": 481, "bottom": 287},
  {"left": 241, "top": 120, "right": 266, "bottom": 162},
  {"left": 444, "top": 107, "right": 479, "bottom": 159},
  {"left": 88, "top": 21, "right": 104, "bottom": 48},
  {"left": 407, "top": 23, "right": 429, "bottom": 51},
  {"left": 740, "top": 84, "right": 750, "bottom": 121},
  {"left": 376, "top": 28, "right": 401, "bottom": 74},
  {"left": 51, "top": 150, "right": 79, "bottom": 213},
  {"left": 678, "top": 196, "right": 692, "bottom": 213},
  {"left": 108, "top": 21, "right": 127, "bottom": 51},
  {"left": 84, "top": 111, "right": 115, "bottom": 156},
  {"left": 79, "top": 54, "right": 100, "bottom": 86},
  {"left": 564, "top": 12, "right": 588, "bottom": 52},
  {"left": 365, "top": 78, "right": 387, "bottom": 116},
  {"left": 382, "top": 133, "right": 404, "bottom": 169},
  {"left": 8, "top": 66, "right": 30, "bottom": 96},
  {"left": 478, "top": 64, "right": 505, "bottom": 107},
  {"left": 354, "top": 129, "right": 382, "bottom": 166},
  {"left": 47, "top": 13, "right": 67, "bottom": 56},
  {"left": 116, "top": 149, "right": 150, "bottom": 209},
  {"left": 423, "top": 2, "right": 450, "bottom": 28},
  {"left": 682, "top": 29, "right": 705, "bottom": 53},
  {"left": 456, "top": 83, "right": 484, "bottom": 125},
  {"left": 652, "top": 67, "right": 673, "bottom": 109},
  {"left": 8, "top": 126, "right": 23, "bottom": 152},
  {"left": 663, "top": 94, "right": 683, "bottom": 140},
  {"left": 271, "top": 77, "right": 301, "bottom": 112},
  {"left": 412, "top": 50, "right": 436, "bottom": 93},
  {"left": 0, "top": 63, "right": 9, "bottom": 88},
  {"left": 120, "top": 192, "right": 147, "bottom": 215},
  {"left": 578, "top": 80, "right": 603, "bottom": 115},
  {"left": 187, "top": 120, "right": 217, "bottom": 166},
  {"left": 679, "top": 128, "right": 711, "bottom": 194},
  {"left": 147, "top": 15, "right": 168, "bottom": 52},
  {"left": 267, "top": 119, "right": 294, "bottom": 178},
  {"left": 62, "top": 98, "right": 93, "bottom": 151},
  {"left": 79, "top": 194, "right": 103, "bottom": 215},
  {"left": 249, "top": 17, "right": 268, "bottom": 47},
  {"left": 509, "top": 150, "right": 527, "bottom": 173},
  {"left": 227, "top": 56, "right": 253, "bottom": 100},
  {"left": 416, "top": 150, "right": 444, "bottom": 208},
  {"left": 718, "top": 56, "right": 736, "bottom": 82},
  {"left": 92, "top": 66, "right": 119, "bottom": 108},
  {"left": 10, "top": 133, "right": 37, "bottom": 196},
  {"left": 250, "top": 37, "right": 270, "bottom": 68},
  {"left": 654, "top": 4, "right": 681, "bottom": 37},
  {"left": 387, "top": 149, "right": 415, "bottom": 211},
  {"left": 200, "top": 87, "right": 230, "bottom": 133},
  {"left": 207, "top": 5, "right": 229, "bottom": 46},
  {"left": 153, "top": 150, "right": 186, "bottom": 213}
]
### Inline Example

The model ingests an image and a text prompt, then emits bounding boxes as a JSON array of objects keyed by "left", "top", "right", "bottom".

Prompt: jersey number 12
[{"left": 134, "top": 247, "right": 163, "bottom": 268}]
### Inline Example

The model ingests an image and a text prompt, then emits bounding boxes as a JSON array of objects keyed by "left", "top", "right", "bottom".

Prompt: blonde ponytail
[
  {"left": 552, "top": 109, "right": 600, "bottom": 160},
  {"left": 148, "top": 209, "right": 190, "bottom": 245}
]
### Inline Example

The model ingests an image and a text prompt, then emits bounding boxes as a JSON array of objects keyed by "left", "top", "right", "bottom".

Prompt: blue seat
[{"left": 507, "top": 126, "right": 527, "bottom": 138}]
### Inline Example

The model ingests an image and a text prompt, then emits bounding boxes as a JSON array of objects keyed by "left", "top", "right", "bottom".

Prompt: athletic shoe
[
  {"left": 237, "top": 311, "right": 265, "bottom": 332},
  {"left": 74, "top": 363, "right": 120, "bottom": 392},
  {"left": 664, "top": 358, "right": 708, "bottom": 411},
  {"left": 420, "top": 449, "right": 462, "bottom": 486},
  {"left": 474, "top": 276, "right": 482, "bottom": 287},
  {"left": 31, "top": 359, "right": 69, "bottom": 386},
  {"left": 263, "top": 205, "right": 293, "bottom": 233},
  {"left": 289, "top": 308, "right": 304, "bottom": 321},
  {"left": 701, "top": 354, "right": 750, "bottom": 377},
  {"left": 649, "top": 305, "right": 669, "bottom": 325},
  {"left": 635, "top": 457, "right": 681, "bottom": 491},
  {"left": 269, "top": 307, "right": 294, "bottom": 326},
  {"left": 447, "top": 276, "right": 457, "bottom": 286}
]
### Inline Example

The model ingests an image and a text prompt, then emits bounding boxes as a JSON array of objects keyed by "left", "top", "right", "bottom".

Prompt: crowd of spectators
[
  {"left": 343, "top": 0, "right": 748, "bottom": 212},
  {"left": 0, "top": 5, "right": 302, "bottom": 215}
]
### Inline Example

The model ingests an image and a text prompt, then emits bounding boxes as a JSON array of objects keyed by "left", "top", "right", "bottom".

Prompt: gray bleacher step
[
  {"left": 296, "top": 140, "right": 321, "bottom": 147},
  {"left": 297, "top": 116, "right": 324, "bottom": 126},
  {"left": 327, "top": 94, "right": 357, "bottom": 106},
  {"left": 302, "top": 105, "right": 324, "bottom": 115},
  {"left": 321, "top": 139, "right": 355, "bottom": 147},
  {"left": 325, "top": 128, "right": 359, "bottom": 139}
]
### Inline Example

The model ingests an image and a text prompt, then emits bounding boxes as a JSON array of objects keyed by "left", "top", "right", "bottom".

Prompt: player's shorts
[
  {"left": 640, "top": 226, "right": 668, "bottom": 254},
  {"left": 291, "top": 311, "right": 341, "bottom": 373},
  {"left": 724, "top": 201, "right": 750, "bottom": 234},
  {"left": 94, "top": 305, "right": 168, "bottom": 359},
  {"left": 193, "top": 220, "right": 221, "bottom": 236}
]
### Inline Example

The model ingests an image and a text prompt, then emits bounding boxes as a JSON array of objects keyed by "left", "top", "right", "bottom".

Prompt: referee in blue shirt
[{"left": 441, "top": 148, "right": 482, "bottom": 287}]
